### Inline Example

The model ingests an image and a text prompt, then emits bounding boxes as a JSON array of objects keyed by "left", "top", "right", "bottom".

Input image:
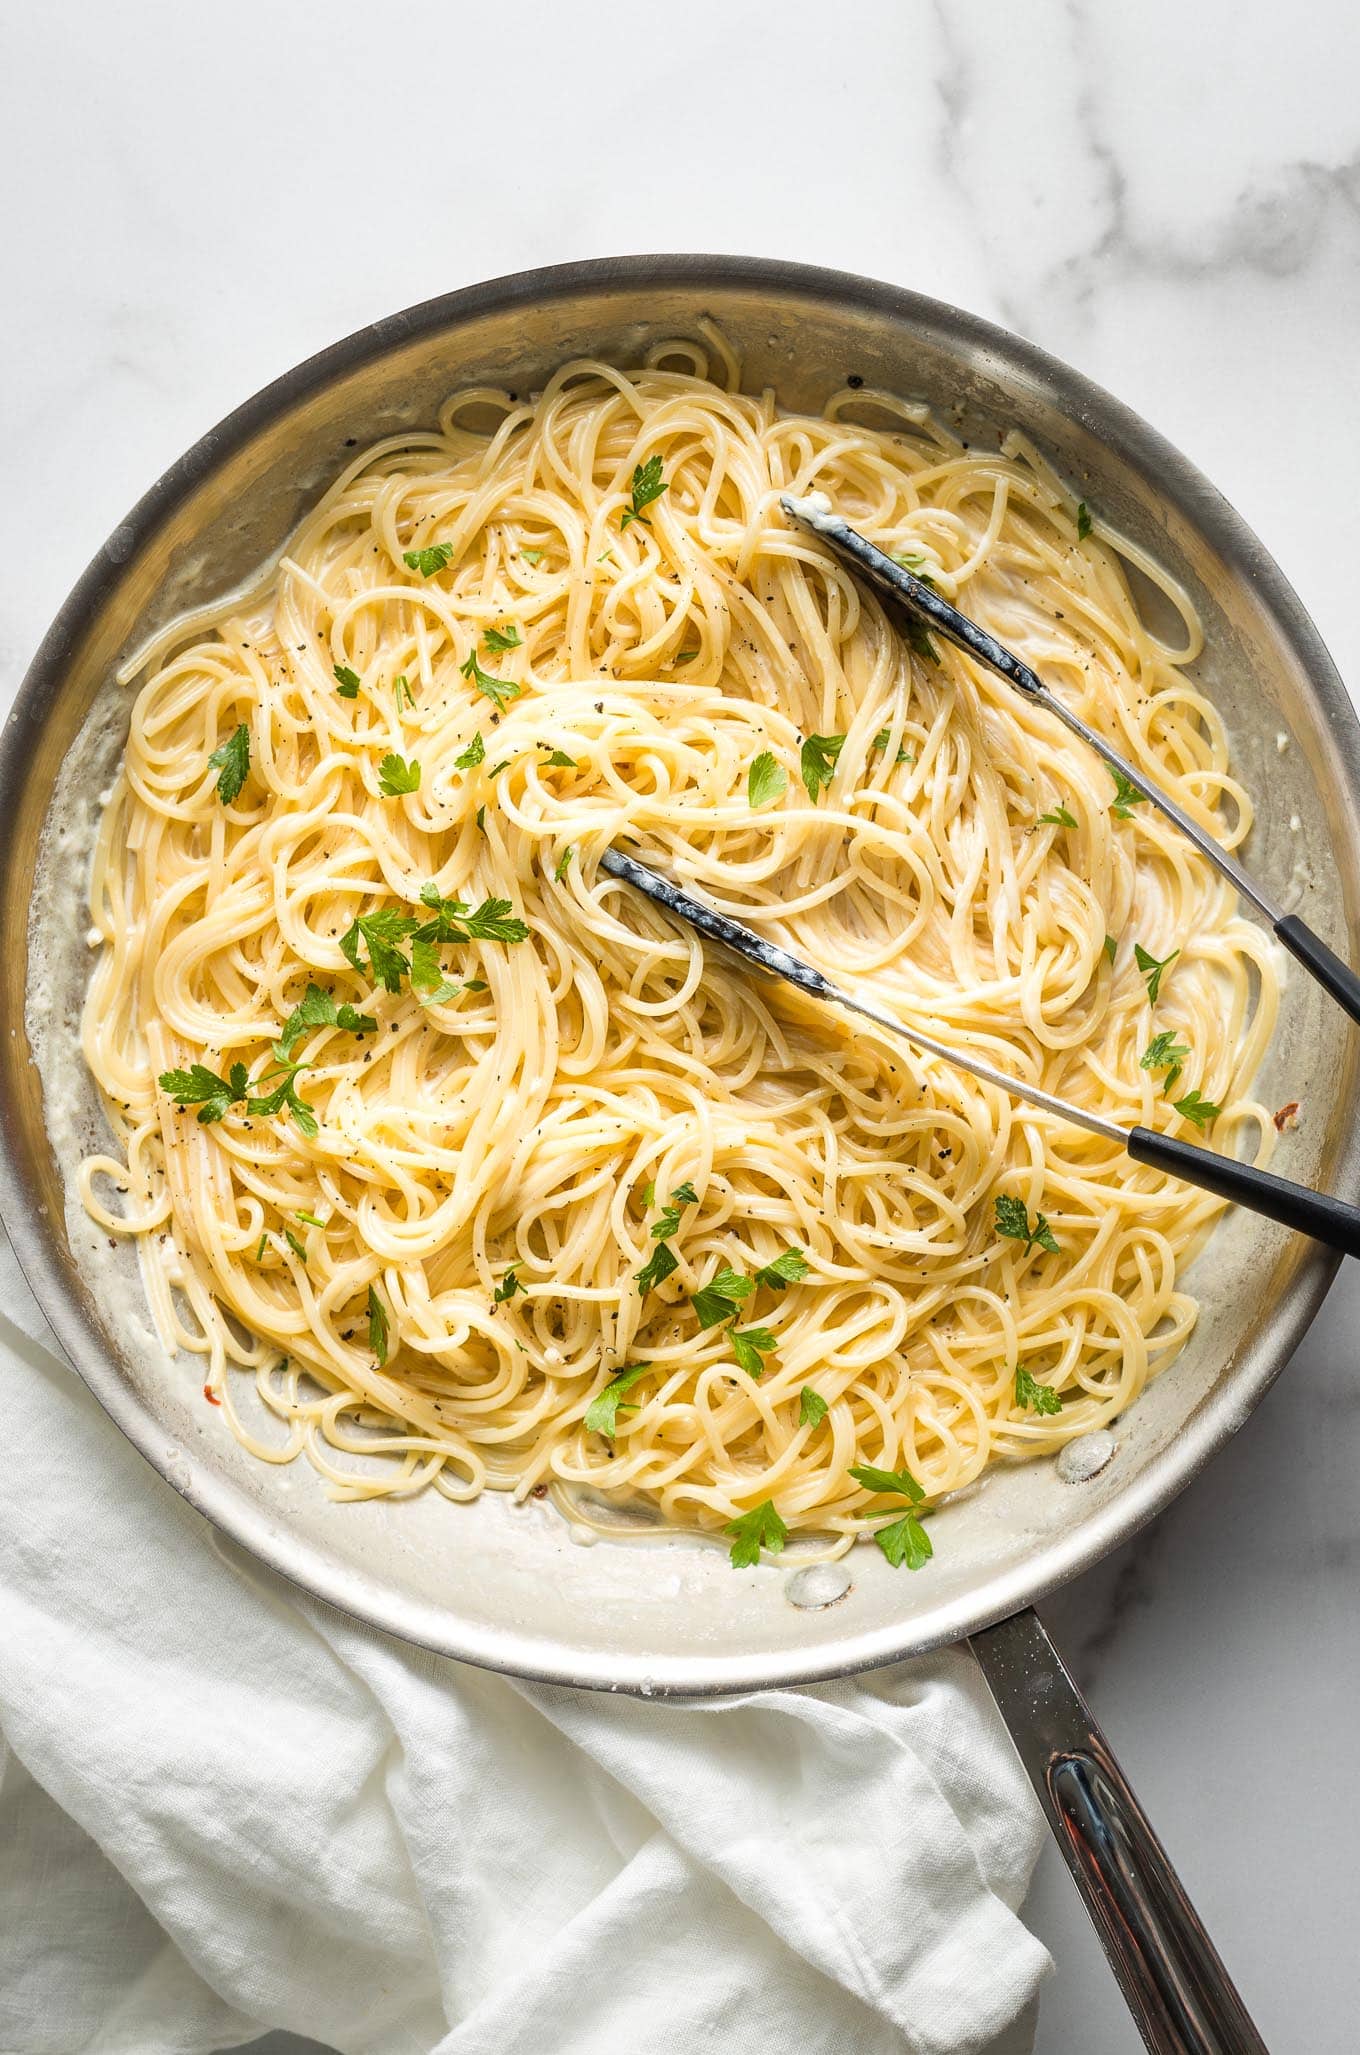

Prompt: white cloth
[{"left": 0, "top": 1226, "right": 1050, "bottom": 2055}]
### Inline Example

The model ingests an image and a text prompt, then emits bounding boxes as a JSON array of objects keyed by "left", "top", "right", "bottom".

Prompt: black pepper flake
[{"left": 847, "top": 374, "right": 863, "bottom": 389}]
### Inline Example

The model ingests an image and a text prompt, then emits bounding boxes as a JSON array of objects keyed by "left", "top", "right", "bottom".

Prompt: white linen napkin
[{"left": 0, "top": 1225, "right": 1050, "bottom": 2055}]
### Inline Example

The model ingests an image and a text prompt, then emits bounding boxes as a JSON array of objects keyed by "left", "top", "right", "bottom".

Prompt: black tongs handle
[
  {"left": 1128, "top": 1126, "right": 1360, "bottom": 1258},
  {"left": 1275, "top": 914, "right": 1360, "bottom": 1029}
]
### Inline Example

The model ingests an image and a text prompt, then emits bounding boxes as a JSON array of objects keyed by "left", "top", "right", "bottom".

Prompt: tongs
[
  {"left": 600, "top": 847, "right": 1360, "bottom": 1259},
  {"left": 780, "top": 490, "right": 1360, "bottom": 1029}
]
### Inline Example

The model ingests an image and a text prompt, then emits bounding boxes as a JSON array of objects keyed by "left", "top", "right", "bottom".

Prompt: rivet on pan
[
  {"left": 785, "top": 1563, "right": 853, "bottom": 1609},
  {"left": 1057, "top": 1430, "right": 1117, "bottom": 1483}
]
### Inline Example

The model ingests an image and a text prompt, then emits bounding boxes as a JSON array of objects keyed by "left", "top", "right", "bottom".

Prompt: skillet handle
[{"left": 970, "top": 1607, "right": 1268, "bottom": 2055}]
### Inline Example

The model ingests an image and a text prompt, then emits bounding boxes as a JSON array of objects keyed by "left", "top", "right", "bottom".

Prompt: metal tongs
[
  {"left": 599, "top": 847, "right": 1360, "bottom": 1258},
  {"left": 780, "top": 490, "right": 1360, "bottom": 1029}
]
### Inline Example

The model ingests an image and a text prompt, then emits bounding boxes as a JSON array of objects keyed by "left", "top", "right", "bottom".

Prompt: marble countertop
[{"left": 5, "top": 3, "right": 1359, "bottom": 2048}]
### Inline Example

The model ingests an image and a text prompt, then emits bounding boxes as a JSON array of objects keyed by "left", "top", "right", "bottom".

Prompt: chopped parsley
[
  {"left": 340, "top": 909, "right": 421, "bottom": 992},
  {"left": 994, "top": 1194, "right": 1059, "bottom": 1256},
  {"left": 275, "top": 984, "right": 377, "bottom": 1060},
  {"left": 284, "top": 1228, "right": 309, "bottom": 1265},
  {"left": 799, "top": 1387, "right": 829, "bottom": 1428},
  {"left": 456, "top": 732, "right": 486, "bottom": 769},
  {"left": 650, "top": 1180, "right": 698, "bottom": 1240},
  {"left": 414, "top": 884, "right": 529, "bottom": 944},
  {"left": 403, "top": 542, "right": 454, "bottom": 578},
  {"left": 905, "top": 620, "right": 940, "bottom": 667},
  {"left": 208, "top": 724, "right": 251, "bottom": 805},
  {"left": 1141, "top": 1028, "right": 1190, "bottom": 1091},
  {"left": 584, "top": 1361, "right": 653, "bottom": 1439},
  {"left": 492, "top": 1267, "right": 521, "bottom": 1305},
  {"left": 635, "top": 1239, "right": 679, "bottom": 1296},
  {"left": 873, "top": 728, "right": 912, "bottom": 764},
  {"left": 1103, "top": 933, "right": 1117, "bottom": 965},
  {"left": 730, "top": 1325, "right": 777, "bottom": 1379},
  {"left": 394, "top": 674, "right": 417, "bottom": 712},
  {"left": 410, "top": 936, "right": 460, "bottom": 1004},
  {"left": 1109, "top": 767, "right": 1146, "bottom": 819},
  {"left": 620, "top": 453, "right": 668, "bottom": 530},
  {"left": 520, "top": 547, "right": 544, "bottom": 567},
  {"left": 1039, "top": 804, "right": 1078, "bottom": 828},
  {"left": 747, "top": 751, "right": 788, "bottom": 808},
  {"left": 242, "top": 1063, "right": 319, "bottom": 1139},
  {"left": 675, "top": 648, "right": 698, "bottom": 665},
  {"left": 725, "top": 1499, "right": 787, "bottom": 1569},
  {"left": 367, "top": 1285, "right": 389, "bottom": 1364},
  {"left": 691, "top": 1265, "right": 754, "bottom": 1329},
  {"left": 754, "top": 1247, "right": 810, "bottom": 1291},
  {"left": 849, "top": 1463, "right": 931, "bottom": 1569},
  {"left": 1135, "top": 942, "right": 1178, "bottom": 1004},
  {"left": 1077, "top": 501, "right": 1093, "bottom": 541},
  {"left": 1174, "top": 1089, "right": 1220, "bottom": 1130},
  {"left": 333, "top": 664, "right": 361, "bottom": 699},
  {"left": 378, "top": 753, "right": 421, "bottom": 796},
  {"left": 295, "top": 1210, "right": 325, "bottom": 1228},
  {"left": 483, "top": 624, "right": 522, "bottom": 652},
  {"left": 543, "top": 748, "right": 578, "bottom": 768},
  {"left": 1015, "top": 1364, "right": 1063, "bottom": 1416},
  {"left": 554, "top": 845, "right": 575, "bottom": 882},
  {"left": 800, "top": 733, "right": 845, "bottom": 803},
  {"left": 459, "top": 648, "right": 521, "bottom": 712},
  {"left": 158, "top": 1061, "right": 250, "bottom": 1126}
]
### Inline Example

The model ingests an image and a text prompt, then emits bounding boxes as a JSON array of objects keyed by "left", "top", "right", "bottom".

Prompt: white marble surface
[{"left": 4, "top": 3, "right": 1360, "bottom": 2048}]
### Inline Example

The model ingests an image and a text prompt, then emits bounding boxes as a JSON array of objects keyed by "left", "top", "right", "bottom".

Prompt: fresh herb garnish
[
  {"left": 1174, "top": 1089, "right": 1220, "bottom": 1130},
  {"left": 284, "top": 1228, "right": 309, "bottom": 1265},
  {"left": 243, "top": 1063, "right": 319, "bottom": 1139},
  {"left": 691, "top": 1266, "right": 755, "bottom": 1329},
  {"left": 483, "top": 624, "right": 522, "bottom": 652},
  {"left": 275, "top": 983, "right": 377, "bottom": 1061},
  {"left": 650, "top": 1181, "right": 698, "bottom": 1240},
  {"left": 403, "top": 542, "right": 454, "bottom": 578},
  {"left": 1103, "top": 933, "right": 1117, "bottom": 965},
  {"left": 543, "top": 748, "right": 578, "bottom": 769},
  {"left": 208, "top": 724, "right": 251, "bottom": 805},
  {"left": 459, "top": 649, "right": 521, "bottom": 712},
  {"left": 333, "top": 664, "right": 361, "bottom": 699},
  {"left": 905, "top": 620, "right": 940, "bottom": 667},
  {"left": 295, "top": 1210, "right": 325, "bottom": 1228},
  {"left": 620, "top": 453, "right": 668, "bottom": 530},
  {"left": 520, "top": 547, "right": 544, "bottom": 566},
  {"left": 367, "top": 1285, "right": 389, "bottom": 1364},
  {"left": 800, "top": 733, "right": 845, "bottom": 803},
  {"left": 635, "top": 1239, "right": 679, "bottom": 1296},
  {"left": 675, "top": 649, "right": 698, "bottom": 665},
  {"left": 255, "top": 1232, "right": 269, "bottom": 1262},
  {"left": 158, "top": 1061, "right": 250, "bottom": 1126},
  {"left": 475, "top": 805, "right": 486, "bottom": 832},
  {"left": 378, "top": 753, "right": 421, "bottom": 796},
  {"left": 747, "top": 751, "right": 788, "bottom": 809},
  {"left": 1039, "top": 804, "right": 1078, "bottom": 828},
  {"left": 994, "top": 1195, "right": 1059, "bottom": 1256},
  {"left": 730, "top": 1325, "right": 777, "bottom": 1378},
  {"left": 1015, "top": 1364, "right": 1063, "bottom": 1416},
  {"left": 394, "top": 674, "right": 417, "bottom": 712},
  {"left": 1077, "top": 502, "right": 1093, "bottom": 541},
  {"left": 1141, "top": 1029, "right": 1190, "bottom": 1091},
  {"left": 414, "top": 884, "right": 529, "bottom": 944},
  {"left": 554, "top": 845, "right": 575, "bottom": 882},
  {"left": 1135, "top": 942, "right": 1178, "bottom": 1004},
  {"left": 850, "top": 1461, "right": 925, "bottom": 1503},
  {"left": 754, "top": 1247, "right": 810, "bottom": 1291},
  {"left": 1109, "top": 767, "right": 1146, "bottom": 819},
  {"left": 584, "top": 1361, "right": 653, "bottom": 1439},
  {"left": 849, "top": 1463, "right": 931, "bottom": 1569},
  {"left": 799, "top": 1387, "right": 829, "bottom": 1428},
  {"left": 409, "top": 936, "right": 460, "bottom": 1004},
  {"left": 725, "top": 1499, "right": 787, "bottom": 1569},
  {"left": 456, "top": 732, "right": 486, "bottom": 770},
  {"left": 493, "top": 1267, "right": 521, "bottom": 1305},
  {"left": 340, "top": 909, "right": 421, "bottom": 992},
  {"left": 872, "top": 728, "right": 912, "bottom": 764}
]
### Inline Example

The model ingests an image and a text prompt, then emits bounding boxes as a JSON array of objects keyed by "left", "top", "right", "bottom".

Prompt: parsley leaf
[
  {"left": 493, "top": 1267, "right": 521, "bottom": 1305},
  {"left": 747, "top": 751, "right": 788, "bottom": 809},
  {"left": 275, "top": 983, "right": 377, "bottom": 1061},
  {"left": 543, "top": 748, "right": 578, "bottom": 769},
  {"left": 584, "top": 1361, "right": 653, "bottom": 1439},
  {"left": 403, "top": 542, "right": 454, "bottom": 578},
  {"left": 333, "top": 664, "right": 361, "bottom": 699},
  {"left": 459, "top": 649, "right": 521, "bottom": 712},
  {"left": 872, "top": 728, "right": 912, "bottom": 764},
  {"left": 554, "top": 845, "right": 575, "bottom": 882},
  {"left": 994, "top": 1195, "right": 1060, "bottom": 1256},
  {"left": 799, "top": 1387, "right": 828, "bottom": 1428},
  {"left": 731, "top": 1325, "right": 777, "bottom": 1379},
  {"left": 455, "top": 732, "right": 486, "bottom": 770},
  {"left": 1109, "top": 767, "right": 1146, "bottom": 819},
  {"left": 800, "top": 733, "right": 845, "bottom": 804},
  {"left": 1141, "top": 1028, "right": 1190, "bottom": 1091},
  {"left": 1173, "top": 1088, "right": 1220, "bottom": 1129},
  {"left": 849, "top": 1461, "right": 925, "bottom": 1504},
  {"left": 483, "top": 624, "right": 522, "bottom": 652},
  {"left": 414, "top": 887, "right": 529, "bottom": 945},
  {"left": 158, "top": 1061, "right": 249, "bottom": 1125},
  {"left": 520, "top": 547, "right": 544, "bottom": 566},
  {"left": 1135, "top": 942, "right": 1179, "bottom": 1004},
  {"left": 367, "top": 1285, "right": 389, "bottom": 1364},
  {"left": 691, "top": 1266, "right": 755, "bottom": 1328},
  {"left": 675, "top": 648, "right": 698, "bottom": 665},
  {"left": 378, "top": 753, "right": 421, "bottom": 796},
  {"left": 1015, "top": 1364, "right": 1064, "bottom": 1416},
  {"left": 340, "top": 908, "right": 421, "bottom": 992},
  {"left": 1039, "top": 804, "right": 1077, "bottom": 828},
  {"left": 636, "top": 1240, "right": 679, "bottom": 1296},
  {"left": 245, "top": 1063, "right": 319, "bottom": 1139},
  {"left": 620, "top": 453, "right": 668, "bottom": 530},
  {"left": 650, "top": 1182, "right": 698, "bottom": 1240},
  {"left": 905, "top": 620, "right": 940, "bottom": 667},
  {"left": 1103, "top": 933, "right": 1117, "bottom": 965},
  {"left": 754, "top": 1247, "right": 810, "bottom": 1292},
  {"left": 1077, "top": 501, "right": 1093, "bottom": 541},
  {"left": 725, "top": 1499, "right": 787, "bottom": 1569},
  {"left": 410, "top": 935, "right": 460, "bottom": 1003},
  {"left": 874, "top": 1513, "right": 933, "bottom": 1570},
  {"left": 208, "top": 724, "right": 251, "bottom": 805}
]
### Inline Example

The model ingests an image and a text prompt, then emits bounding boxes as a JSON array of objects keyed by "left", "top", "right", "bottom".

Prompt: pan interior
[{"left": 6, "top": 261, "right": 1356, "bottom": 1693}]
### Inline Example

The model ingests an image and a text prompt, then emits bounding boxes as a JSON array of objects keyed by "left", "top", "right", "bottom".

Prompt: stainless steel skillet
[{"left": 2, "top": 257, "right": 1357, "bottom": 2053}]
